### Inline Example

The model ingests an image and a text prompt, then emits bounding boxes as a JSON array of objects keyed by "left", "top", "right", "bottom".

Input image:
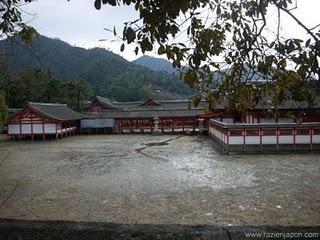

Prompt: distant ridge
[
  {"left": 0, "top": 35, "right": 193, "bottom": 101},
  {"left": 133, "top": 55, "right": 177, "bottom": 74}
]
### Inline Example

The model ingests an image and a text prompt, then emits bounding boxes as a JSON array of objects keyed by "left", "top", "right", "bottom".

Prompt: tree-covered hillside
[
  {"left": 133, "top": 55, "right": 177, "bottom": 74},
  {"left": 0, "top": 36, "right": 192, "bottom": 102}
]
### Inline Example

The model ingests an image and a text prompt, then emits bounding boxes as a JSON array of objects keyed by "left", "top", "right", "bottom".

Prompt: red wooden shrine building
[
  {"left": 84, "top": 96, "right": 206, "bottom": 132},
  {"left": 7, "top": 102, "right": 83, "bottom": 140}
]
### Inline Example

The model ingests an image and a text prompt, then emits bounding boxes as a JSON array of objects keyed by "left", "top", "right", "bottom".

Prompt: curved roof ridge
[
  {"left": 28, "top": 102, "right": 67, "bottom": 106},
  {"left": 95, "top": 96, "right": 118, "bottom": 109},
  {"left": 28, "top": 102, "right": 83, "bottom": 121}
]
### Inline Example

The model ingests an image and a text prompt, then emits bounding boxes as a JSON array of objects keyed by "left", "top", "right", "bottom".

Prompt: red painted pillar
[{"left": 310, "top": 127, "right": 313, "bottom": 151}]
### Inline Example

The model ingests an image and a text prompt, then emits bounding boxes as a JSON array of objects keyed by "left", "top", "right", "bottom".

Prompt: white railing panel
[
  {"left": 313, "top": 135, "right": 320, "bottom": 143},
  {"left": 246, "top": 136, "right": 260, "bottom": 144},
  {"left": 261, "top": 136, "right": 277, "bottom": 144},
  {"left": 279, "top": 136, "right": 294, "bottom": 144},
  {"left": 229, "top": 136, "right": 243, "bottom": 144}
]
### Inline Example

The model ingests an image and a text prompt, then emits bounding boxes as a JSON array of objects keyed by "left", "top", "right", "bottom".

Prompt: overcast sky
[{"left": 22, "top": 0, "right": 320, "bottom": 61}]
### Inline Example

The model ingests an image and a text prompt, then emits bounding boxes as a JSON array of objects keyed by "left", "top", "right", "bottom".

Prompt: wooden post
[
  {"left": 226, "top": 129, "right": 230, "bottom": 154},
  {"left": 310, "top": 127, "right": 313, "bottom": 152},
  {"left": 31, "top": 113, "right": 34, "bottom": 141},
  {"left": 259, "top": 128, "right": 263, "bottom": 153},
  {"left": 172, "top": 119, "right": 174, "bottom": 133},
  {"left": 193, "top": 118, "right": 196, "bottom": 132},
  {"left": 42, "top": 119, "right": 45, "bottom": 141},
  {"left": 243, "top": 128, "right": 246, "bottom": 153},
  {"left": 293, "top": 128, "right": 296, "bottom": 152},
  {"left": 276, "top": 128, "right": 279, "bottom": 152}
]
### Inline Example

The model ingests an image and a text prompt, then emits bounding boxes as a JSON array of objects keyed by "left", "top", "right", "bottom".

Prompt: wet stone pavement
[{"left": 0, "top": 134, "right": 319, "bottom": 226}]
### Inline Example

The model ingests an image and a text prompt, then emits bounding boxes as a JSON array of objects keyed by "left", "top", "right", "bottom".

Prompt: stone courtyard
[{"left": 0, "top": 134, "right": 319, "bottom": 226}]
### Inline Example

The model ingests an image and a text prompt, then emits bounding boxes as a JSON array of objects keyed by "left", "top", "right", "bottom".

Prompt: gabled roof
[
  {"left": 86, "top": 109, "right": 204, "bottom": 119},
  {"left": 111, "top": 99, "right": 206, "bottom": 110},
  {"left": 93, "top": 96, "right": 118, "bottom": 109},
  {"left": 28, "top": 102, "right": 83, "bottom": 121},
  {"left": 140, "top": 99, "right": 161, "bottom": 106}
]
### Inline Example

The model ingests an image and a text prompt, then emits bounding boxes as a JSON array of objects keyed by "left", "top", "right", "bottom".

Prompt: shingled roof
[
  {"left": 85, "top": 109, "right": 204, "bottom": 119},
  {"left": 87, "top": 95, "right": 208, "bottom": 111},
  {"left": 93, "top": 96, "right": 119, "bottom": 109},
  {"left": 28, "top": 102, "right": 84, "bottom": 121},
  {"left": 212, "top": 96, "right": 320, "bottom": 110}
]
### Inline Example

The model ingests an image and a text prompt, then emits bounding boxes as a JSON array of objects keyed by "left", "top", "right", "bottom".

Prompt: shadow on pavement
[{"left": 0, "top": 218, "right": 319, "bottom": 240}]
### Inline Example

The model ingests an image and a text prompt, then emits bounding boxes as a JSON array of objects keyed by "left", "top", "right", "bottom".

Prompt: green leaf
[
  {"left": 193, "top": 95, "right": 201, "bottom": 107},
  {"left": 141, "top": 38, "right": 153, "bottom": 51},
  {"left": 107, "top": 0, "right": 117, "bottom": 6},
  {"left": 158, "top": 45, "right": 165, "bottom": 54},
  {"left": 305, "top": 38, "right": 311, "bottom": 47},
  {"left": 18, "top": 26, "right": 38, "bottom": 45},
  {"left": 113, "top": 27, "right": 116, "bottom": 36},
  {"left": 94, "top": 0, "right": 101, "bottom": 10},
  {"left": 134, "top": 46, "right": 139, "bottom": 55},
  {"left": 183, "top": 70, "right": 198, "bottom": 88},
  {"left": 126, "top": 27, "right": 136, "bottom": 43}
]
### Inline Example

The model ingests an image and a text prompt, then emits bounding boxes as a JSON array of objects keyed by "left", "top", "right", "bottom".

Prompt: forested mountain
[
  {"left": 0, "top": 36, "right": 192, "bottom": 102},
  {"left": 133, "top": 55, "right": 177, "bottom": 74}
]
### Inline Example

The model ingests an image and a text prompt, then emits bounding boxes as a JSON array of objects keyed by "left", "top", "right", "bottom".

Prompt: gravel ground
[{"left": 0, "top": 134, "right": 319, "bottom": 226}]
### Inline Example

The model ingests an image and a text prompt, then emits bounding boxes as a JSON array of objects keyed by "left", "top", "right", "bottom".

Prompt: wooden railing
[
  {"left": 114, "top": 117, "right": 198, "bottom": 133},
  {"left": 209, "top": 120, "right": 320, "bottom": 153}
]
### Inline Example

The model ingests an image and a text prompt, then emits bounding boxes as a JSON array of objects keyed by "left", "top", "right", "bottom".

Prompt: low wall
[{"left": 209, "top": 120, "right": 320, "bottom": 154}]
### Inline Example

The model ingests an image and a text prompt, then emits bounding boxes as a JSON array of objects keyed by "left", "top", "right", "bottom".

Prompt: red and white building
[
  {"left": 6, "top": 96, "right": 320, "bottom": 153},
  {"left": 85, "top": 96, "right": 205, "bottom": 133},
  {"left": 7, "top": 102, "right": 83, "bottom": 140},
  {"left": 208, "top": 99, "right": 320, "bottom": 153}
]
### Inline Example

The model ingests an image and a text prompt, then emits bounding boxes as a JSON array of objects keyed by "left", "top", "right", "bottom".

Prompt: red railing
[{"left": 209, "top": 120, "right": 320, "bottom": 153}]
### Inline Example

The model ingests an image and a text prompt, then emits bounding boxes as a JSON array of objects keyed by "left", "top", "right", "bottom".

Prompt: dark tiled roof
[
  {"left": 29, "top": 102, "right": 84, "bottom": 121},
  {"left": 255, "top": 97, "right": 320, "bottom": 110},
  {"left": 211, "top": 97, "right": 320, "bottom": 110},
  {"left": 85, "top": 109, "right": 204, "bottom": 119},
  {"left": 112, "top": 99, "right": 206, "bottom": 111},
  {"left": 95, "top": 96, "right": 119, "bottom": 109},
  {"left": 8, "top": 108, "right": 22, "bottom": 117}
]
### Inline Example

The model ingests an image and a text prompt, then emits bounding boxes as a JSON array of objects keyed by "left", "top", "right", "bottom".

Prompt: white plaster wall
[
  {"left": 229, "top": 136, "right": 243, "bottom": 144},
  {"left": 261, "top": 136, "right": 277, "bottom": 144},
  {"left": 8, "top": 124, "right": 20, "bottom": 134},
  {"left": 313, "top": 135, "right": 320, "bottom": 143},
  {"left": 33, "top": 124, "right": 43, "bottom": 134},
  {"left": 21, "top": 124, "right": 31, "bottom": 134},
  {"left": 81, "top": 119, "right": 115, "bottom": 128},
  {"left": 279, "top": 136, "right": 294, "bottom": 144},
  {"left": 296, "top": 135, "right": 311, "bottom": 144},
  {"left": 44, "top": 124, "right": 57, "bottom": 134},
  {"left": 245, "top": 136, "right": 260, "bottom": 144}
]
